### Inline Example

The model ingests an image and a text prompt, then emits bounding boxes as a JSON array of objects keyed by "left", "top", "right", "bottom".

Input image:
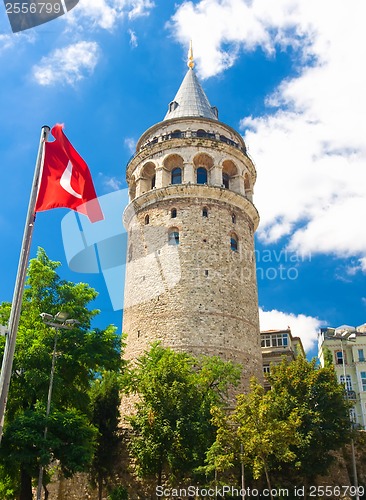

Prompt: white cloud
[
  {"left": 168, "top": 0, "right": 309, "bottom": 79},
  {"left": 32, "top": 41, "right": 99, "bottom": 86},
  {"left": 128, "top": 29, "right": 138, "bottom": 48},
  {"left": 0, "top": 32, "right": 36, "bottom": 53},
  {"left": 66, "top": 0, "right": 154, "bottom": 30},
  {"left": 99, "top": 173, "right": 123, "bottom": 191},
  {"left": 124, "top": 137, "right": 136, "bottom": 154},
  {"left": 0, "top": 34, "right": 15, "bottom": 52},
  {"left": 169, "top": 0, "right": 366, "bottom": 262},
  {"left": 259, "top": 307, "right": 323, "bottom": 352},
  {"left": 359, "top": 258, "right": 366, "bottom": 273}
]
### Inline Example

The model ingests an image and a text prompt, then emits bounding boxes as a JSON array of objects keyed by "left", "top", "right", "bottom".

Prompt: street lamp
[
  {"left": 333, "top": 327, "right": 359, "bottom": 500},
  {"left": 36, "top": 312, "right": 78, "bottom": 500}
]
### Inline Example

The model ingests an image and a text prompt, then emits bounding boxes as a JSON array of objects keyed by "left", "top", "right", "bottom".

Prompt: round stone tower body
[{"left": 122, "top": 60, "right": 262, "bottom": 389}]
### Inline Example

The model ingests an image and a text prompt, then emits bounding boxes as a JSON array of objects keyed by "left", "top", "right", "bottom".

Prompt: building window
[
  {"left": 171, "top": 168, "right": 182, "bottom": 184},
  {"left": 261, "top": 333, "right": 288, "bottom": 348},
  {"left": 222, "top": 172, "right": 229, "bottom": 189},
  {"left": 340, "top": 374, "right": 352, "bottom": 391},
  {"left": 358, "top": 349, "right": 365, "bottom": 362},
  {"left": 170, "top": 130, "right": 182, "bottom": 139},
  {"left": 273, "top": 333, "right": 288, "bottom": 347},
  {"left": 197, "top": 167, "right": 208, "bottom": 184},
  {"left": 202, "top": 207, "right": 208, "bottom": 218},
  {"left": 336, "top": 351, "right": 344, "bottom": 365},
  {"left": 151, "top": 175, "right": 156, "bottom": 189},
  {"left": 261, "top": 335, "right": 271, "bottom": 348},
  {"left": 349, "top": 407, "right": 357, "bottom": 425},
  {"left": 263, "top": 365, "right": 270, "bottom": 374},
  {"left": 230, "top": 234, "right": 238, "bottom": 252},
  {"left": 144, "top": 215, "right": 149, "bottom": 225},
  {"left": 232, "top": 213, "right": 236, "bottom": 224},
  {"left": 171, "top": 208, "right": 177, "bottom": 218},
  {"left": 361, "top": 372, "right": 366, "bottom": 391},
  {"left": 168, "top": 229, "right": 179, "bottom": 245}
]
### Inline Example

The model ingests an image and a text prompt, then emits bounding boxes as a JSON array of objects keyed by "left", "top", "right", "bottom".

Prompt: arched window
[
  {"left": 144, "top": 214, "right": 149, "bottom": 225},
  {"left": 171, "top": 168, "right": 182, "bottom": 184},
  {"left": 171, "top": 208, "right": 177, "bottom": 218},
  {"left": 232, "top": 213, "right": 236, "bottom": 224},
  {"left": 222, "top": 173, "right": 229, "bottom": 189},
  {"left": 197, "top": 167, "right": 208, "bottom": 184},
  {"left": 230, "top": 234, "right": 238, "bottom": 252},
  {"left": 170, "top": 130, "right": 182, "bottom": 139},
  {"left": 168, "top": 228, "right": 180, "bottom": 245},
  {"left": 202, "top": 207, "right": 208, "bottom": 218}
]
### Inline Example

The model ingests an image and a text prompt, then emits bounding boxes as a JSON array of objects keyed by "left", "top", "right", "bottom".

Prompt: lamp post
[
  {"left": 333, "top": 327, "right": 359, "bottom": 500},
  {"left": 36, "top": 312, "right": 78, "bottom": 500}
]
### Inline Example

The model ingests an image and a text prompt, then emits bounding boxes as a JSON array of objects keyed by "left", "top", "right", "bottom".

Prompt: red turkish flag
[{"left": 35, "top": 124, "right": 104, "bottom": 223}]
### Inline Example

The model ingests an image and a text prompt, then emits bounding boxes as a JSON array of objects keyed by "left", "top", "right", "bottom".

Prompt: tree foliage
[
  {"left": 89, "top": 371, "right": 122, "bottom": 500},
  {"left": 266, "top": 356, "right": 351, "bottom": 485},
  {"left": 206, "top": 356, "right": 352, "bottom": 489},
  {"left": 0, "top": 248, "right": 122, "bottom": 499},
  {"left": 234, "top": 379, "right": 300, "bottom": 495},
  {"left": 127, "top": 343, "right": 241, "bottom": 486}
]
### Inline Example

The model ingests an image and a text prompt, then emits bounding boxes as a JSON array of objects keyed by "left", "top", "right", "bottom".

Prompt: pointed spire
[
  {"left": 164, "top": 43, "right": 218, "bottom": 121},
  {"left": 187, "top": 40, "right": 194, "bottom": 69}
]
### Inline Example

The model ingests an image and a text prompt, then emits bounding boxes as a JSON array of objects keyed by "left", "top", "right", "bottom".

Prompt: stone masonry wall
[{"left": 122, "top": 186, "right": 263, "bottom": 393}]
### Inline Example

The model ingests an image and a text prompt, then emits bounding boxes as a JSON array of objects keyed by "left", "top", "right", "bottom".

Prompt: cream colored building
[
  {"left": 261, "top": 328, "right": 305, "bottom": 389},
  {"left": 122, "top": 49, "right": 263, "bottom": 390},
  {"left": 318, "top": 324, "right": 366, "bottom": 429}
]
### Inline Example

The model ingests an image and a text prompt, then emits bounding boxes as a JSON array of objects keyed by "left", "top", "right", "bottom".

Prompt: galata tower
[{"left": 122, "top": 46, "right": 262, "bottom": 389}]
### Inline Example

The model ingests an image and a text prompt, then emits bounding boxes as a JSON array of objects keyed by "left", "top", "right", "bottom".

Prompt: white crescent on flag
[{"left": 60, "top": 161, "right": 82, "bottom": 199}]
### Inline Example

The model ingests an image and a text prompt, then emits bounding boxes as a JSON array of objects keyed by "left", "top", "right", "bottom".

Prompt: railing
[{"left": 127, "top": 130, "right": 247, "bottom": 165}]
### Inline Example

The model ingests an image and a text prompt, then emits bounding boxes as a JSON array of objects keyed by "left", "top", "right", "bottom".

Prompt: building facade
[
  {"left": 122, "top": 50, "right": 263, "bottom": 390},
  {"left": 261, "top": 328, "right": 305, "bottom": 389},
  {"left": 318, "top": 324, "right": 366, "bottom": 429}
]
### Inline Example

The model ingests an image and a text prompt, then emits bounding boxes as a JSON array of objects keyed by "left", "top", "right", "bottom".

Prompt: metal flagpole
[{"left": 0, "top": 125, "right": 50, "bottom": 444}]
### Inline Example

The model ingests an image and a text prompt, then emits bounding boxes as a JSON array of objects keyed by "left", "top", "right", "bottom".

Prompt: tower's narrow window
[
  {"left": 232, "top": 213, "right": 236, "bottom": 224},
  {"left": 151, "top": 175, "right": 156, "bottom": 189},
  {"left": 222, "top": 173, "right": 229, "bottom": 189},
  {"left": 168, "top": 228, "right": 180, "bottom": 245},
  {"left": 171, "top": 208, "right": 177, "bottom": 218},
  {"left": 171, "top": 168, "right": 182, "bottom": 184},
  {"left": 144, "top": 214, "right": 149, "bottom": 225},
  {"left": 230, "top": 233, "right": 238, "bottom": 252},
  {"left": 197, "top": 167, "right": 208, "bottom": 184},
  {"left": 169, "top": 101, "right": 178, "bottom": 112},
  {"left": 202, "top": 207, "right": 208, "bottom": 218}
]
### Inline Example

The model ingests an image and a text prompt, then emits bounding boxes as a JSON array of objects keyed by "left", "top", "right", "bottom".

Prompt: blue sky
[{"left": 0, "top": 0, "right": 365, "bottom": 358}]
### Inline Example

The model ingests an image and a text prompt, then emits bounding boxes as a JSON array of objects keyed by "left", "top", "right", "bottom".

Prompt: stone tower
[{"left": 122, "top": 48, "right": 262, "bottom": 389}]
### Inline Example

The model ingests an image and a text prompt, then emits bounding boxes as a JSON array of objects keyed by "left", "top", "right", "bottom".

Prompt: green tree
[
  {"left": 127, "top": 343, "right": 240, "bottom": 487},
  {"left": 205, "top": 357, "right": 352, "bottom": 492},
  {"left": 89, "top": 371, "right": 122, "bottom": 500},
  {"left": 0, "top": 248, "right": 122, "bottom": 500},
  {"left": 266, "top": 356, "right": 351, "bottom": 487},
  {"left": 204, "top": 380, "right": 300, "bottom": 496},
  {"left": 234, "top": 379, "right": 300, "bottom": 497}
]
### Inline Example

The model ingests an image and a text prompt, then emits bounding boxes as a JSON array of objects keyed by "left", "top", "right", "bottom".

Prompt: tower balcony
[{"left": 127, "top": 128, "right": 249, "bottom": 167}]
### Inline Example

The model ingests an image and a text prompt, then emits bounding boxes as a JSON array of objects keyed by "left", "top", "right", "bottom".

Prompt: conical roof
[{"left": 164, "top": 67, "right": 218, "bottom": 121}]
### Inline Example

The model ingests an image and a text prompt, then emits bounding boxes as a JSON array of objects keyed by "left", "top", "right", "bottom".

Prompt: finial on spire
[{"left": 187, "top": 40, "right": 194, "bottom": 69}]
